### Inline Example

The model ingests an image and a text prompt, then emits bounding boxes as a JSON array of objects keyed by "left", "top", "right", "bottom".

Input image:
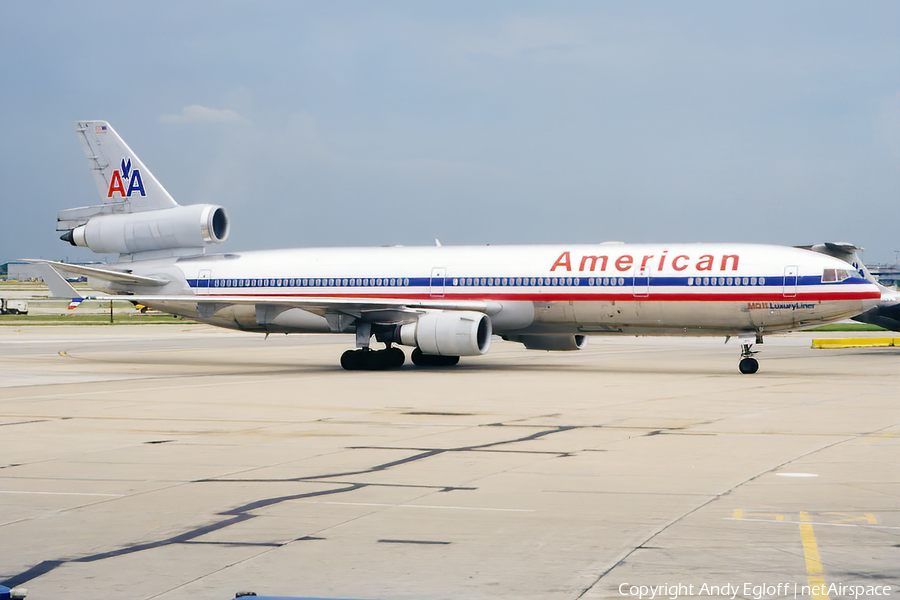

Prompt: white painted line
[
  {"left": 5, "top": 374, "right": 334, "bottom": 402},
  {"left": 0, "top": 490, "right": 124, "bottom": 497},
  {"left": 776, "top": 472, "right": 819, "bottom": 477},
  {"left": 724, "top": 517, "right": 900, "bottom": 530},
  {"left": 298, "top": 501, "right": 534, "bottom": 512}
]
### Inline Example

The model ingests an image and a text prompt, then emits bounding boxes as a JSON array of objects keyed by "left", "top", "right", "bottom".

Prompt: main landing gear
[
  {"left": 340, "top": 320, "right": 461, "bottom": 371},
  {"left": 341, "top": 346, "right": 406, "bottom": 370},
  {"left": 411, "top": 348, "right": 460, "bottom": 367}
]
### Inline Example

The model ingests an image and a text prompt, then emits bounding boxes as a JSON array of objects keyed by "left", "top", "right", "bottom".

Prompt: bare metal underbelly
[{"left": 143, "top": 297, "right": 867, "bottom": 337}]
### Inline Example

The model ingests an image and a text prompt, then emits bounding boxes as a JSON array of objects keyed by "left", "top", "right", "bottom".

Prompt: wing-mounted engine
[
  {"left": 397, "top": 310, "right": 492, "bottom": 356},
  {"left": 59, "top": 120, "right": 229, "bottom": 259}
]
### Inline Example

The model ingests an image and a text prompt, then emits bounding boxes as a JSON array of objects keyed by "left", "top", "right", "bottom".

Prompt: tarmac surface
[{"left": 1, "top": 324, "right": 898, "bottom": 600}]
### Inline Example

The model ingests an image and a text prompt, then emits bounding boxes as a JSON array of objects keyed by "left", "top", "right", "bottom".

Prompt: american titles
[{"left": 551, "top": 251, "right": 739, "bottom": 273}]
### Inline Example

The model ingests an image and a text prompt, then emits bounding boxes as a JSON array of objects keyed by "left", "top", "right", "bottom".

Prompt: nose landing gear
[{"left": 738, "top": 336, "right": 760, "bottom": 374}]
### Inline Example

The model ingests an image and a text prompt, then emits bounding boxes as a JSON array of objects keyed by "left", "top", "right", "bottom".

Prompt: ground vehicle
[{"left": 0, "top": 299, "right": 28, "bottom": 315}]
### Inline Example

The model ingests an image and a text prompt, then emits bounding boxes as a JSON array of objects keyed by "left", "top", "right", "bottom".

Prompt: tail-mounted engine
[
  {"left": 60, "top": 121, "right": 230, "bottom": 257},
  {"left": 61, "top": 204, "right": 229, "bottom": 255}
]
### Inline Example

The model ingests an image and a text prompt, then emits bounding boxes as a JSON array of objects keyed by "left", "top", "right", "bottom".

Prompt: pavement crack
[{"left": 3, "top": 425, "right": 577, "bottom": 590}]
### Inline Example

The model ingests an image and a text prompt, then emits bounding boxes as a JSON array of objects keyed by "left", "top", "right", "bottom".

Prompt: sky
[{"left": 1, "top": 1, "right": 898, "bottom": 264}]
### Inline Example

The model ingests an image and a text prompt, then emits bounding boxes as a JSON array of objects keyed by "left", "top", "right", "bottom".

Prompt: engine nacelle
[
  {"left": 62, "top": 204, "right": 229, "bottom": 255},
  {"left": 510, "top": 334, "right": 587, "bottom": 351},
  {"left": 399, "top": 310, "right": 492, "bottom": 356}
]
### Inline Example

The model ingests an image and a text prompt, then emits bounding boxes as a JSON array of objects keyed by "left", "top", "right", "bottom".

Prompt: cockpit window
[{"left": 822, "top": 269, "right": 852, "bottom": 283}]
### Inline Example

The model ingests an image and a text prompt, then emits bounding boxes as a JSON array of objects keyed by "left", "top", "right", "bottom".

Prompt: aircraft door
[
  {"left": 633, "top": 265, "right": 650, "bottom": 297},
  {"left": 198, "top": 269, "right": 212, "bottom": 295},
  {"left": 783, "top": 266, "right": 798, "bottom": 298},
  {"left": 430, "top": 267, "right": 446, "bottom": 297}
]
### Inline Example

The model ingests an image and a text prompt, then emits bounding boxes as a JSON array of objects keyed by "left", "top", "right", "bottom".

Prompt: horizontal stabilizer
[
  {"left": 852, "top": 303, "right": 900, "bottom": 332},
  {"left": 31, "top": 262, "right": 81, "bottom": 298},
  {"left": 23, "top": 260, "right": 168, "bottom": 287}
]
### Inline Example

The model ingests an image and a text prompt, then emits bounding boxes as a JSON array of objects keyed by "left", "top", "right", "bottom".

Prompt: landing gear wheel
[
  {"left": 341, "top": 349, "right": 363, "bottom": 370},
  {"left": 386, "top": 346, "right": 406, "bottom": 368},
  {"left": 739, "top": 357, "right": 759, "bottom": 374},
  {"left": 411, "top": 348, "right": 460, "bottom": 367},
  {"left": 341, "top": 347, "right": 406, "bottom": 371}
]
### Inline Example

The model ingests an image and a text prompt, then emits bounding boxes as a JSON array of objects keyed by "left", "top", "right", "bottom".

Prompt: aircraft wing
[{"left": 93, "top": 293, "right": 501, "bottom": 319}]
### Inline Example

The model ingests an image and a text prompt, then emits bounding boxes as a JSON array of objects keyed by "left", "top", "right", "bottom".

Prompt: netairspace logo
[
  {"left": 106, "top": 158, "right": 146, "bottom": 198},
  {"left": 618, "top": 582, "right": 894, "bottom": 600}
]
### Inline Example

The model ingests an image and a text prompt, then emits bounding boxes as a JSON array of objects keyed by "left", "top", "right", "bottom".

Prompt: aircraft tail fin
[
  {"left": 800, "top": 243, "right": 886, "bottom": 289},
  {"left": 801, "top": 242, "right": 900, "bottom": 331},
  {"left": 59, "top": 121, "right": 178, "bottom": 231}
]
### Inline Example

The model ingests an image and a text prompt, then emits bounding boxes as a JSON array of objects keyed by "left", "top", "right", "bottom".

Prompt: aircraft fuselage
[{"left": 95, "top": 242, "right": 879, "bottom": 338}]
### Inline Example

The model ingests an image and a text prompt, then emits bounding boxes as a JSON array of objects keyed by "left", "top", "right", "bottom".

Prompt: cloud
[{"left": 159, "top": 105, "right": 249, "bottom": 124}]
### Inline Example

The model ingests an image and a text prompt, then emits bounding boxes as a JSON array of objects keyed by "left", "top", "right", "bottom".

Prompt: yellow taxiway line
[
  {"left": 799, "top": 511, "right": 830, "bottom": 600},
  {"left": 811, "top": 337, "right": 900, "bottom": 349}
]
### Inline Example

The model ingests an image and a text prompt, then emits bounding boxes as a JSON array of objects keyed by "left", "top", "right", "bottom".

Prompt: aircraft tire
[
  {"left": 739, "top": 357, "right": 759, "bottom": 374},
  {"left": 411, "top": 348, "right": 460, "bottom": 367},
  {"left": 386, "top": 346, "right": 406, "bottom": 368},
  {"left": 342, "top": 348, "right": 405, "bottom": 371},
  {"left": 341, "top": 349, "right": 363, "bottom": 371}
]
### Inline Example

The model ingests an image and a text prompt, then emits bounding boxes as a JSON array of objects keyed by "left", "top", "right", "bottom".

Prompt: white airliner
[{"left": 32, "top": 121, "right": 891, "bottom": 374}]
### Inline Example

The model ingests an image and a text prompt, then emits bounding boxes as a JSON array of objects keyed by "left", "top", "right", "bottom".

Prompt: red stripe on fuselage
[{"left": 201, "top": 291, "right": 880, "bottom": 302}]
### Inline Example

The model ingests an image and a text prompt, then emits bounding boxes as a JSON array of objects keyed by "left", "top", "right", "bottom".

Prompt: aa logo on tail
[{"left": 107, "top": 158, "right": 146, "bottom": 198}]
